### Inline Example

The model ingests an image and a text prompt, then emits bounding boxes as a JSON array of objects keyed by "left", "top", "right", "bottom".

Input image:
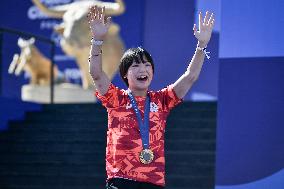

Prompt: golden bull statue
[
  {"left": 31, "top": 0, "right": 126, "bottom": 89},
  {"left": 8, "top": 37, "right": 60, "bottom": 85}
]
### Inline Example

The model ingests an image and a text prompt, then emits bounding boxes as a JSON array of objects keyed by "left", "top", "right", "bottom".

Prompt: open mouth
[{"left": 137, "top": 75, "right": 148, "bottom": 82}]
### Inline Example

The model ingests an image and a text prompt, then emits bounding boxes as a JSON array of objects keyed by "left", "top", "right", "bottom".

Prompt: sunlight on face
[{"left": 126, "top": 60, "right": 153, "bottom": 92}]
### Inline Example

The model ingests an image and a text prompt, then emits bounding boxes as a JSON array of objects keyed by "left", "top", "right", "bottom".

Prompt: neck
[{"left": 129, "top": 87, "right": 148, "bottom": 97}]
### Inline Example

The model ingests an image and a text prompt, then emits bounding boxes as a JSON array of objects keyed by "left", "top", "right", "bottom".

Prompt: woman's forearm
[
  {"left": 89, "top": 44, "right": 103, "bottom": 81},
  {"left": 185, "top": 42, "right": 206, "bottom": 82}
]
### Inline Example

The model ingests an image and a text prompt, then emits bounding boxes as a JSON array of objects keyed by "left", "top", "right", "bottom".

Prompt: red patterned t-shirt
[{"left": 95, "top": 83, "right": 182, "bottom": 186}]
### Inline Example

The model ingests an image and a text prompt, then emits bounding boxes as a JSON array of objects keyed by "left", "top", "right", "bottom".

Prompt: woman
[{"left": 87, "top": 5, "right": 214, "bottom": 189}]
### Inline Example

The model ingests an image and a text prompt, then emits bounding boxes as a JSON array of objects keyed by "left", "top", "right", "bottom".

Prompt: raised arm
[
  {"left": 87, "top": 6, "right": 111, "bottom": 95},
  {"left": 172, "top": 11, "right": 215, "bottom": 99}
]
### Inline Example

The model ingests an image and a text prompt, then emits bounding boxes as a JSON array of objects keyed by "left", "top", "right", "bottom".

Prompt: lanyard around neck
[{"left": 127, "top": 89, "right": 150, "bottom": 150}]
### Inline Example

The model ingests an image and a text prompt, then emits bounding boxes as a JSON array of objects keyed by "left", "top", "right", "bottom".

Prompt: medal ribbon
[{"left": 127, "top": 90, "right": 150, "bottom": 150}]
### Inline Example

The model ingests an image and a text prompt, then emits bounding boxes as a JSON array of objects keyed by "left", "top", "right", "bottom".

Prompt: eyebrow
[{"left": 133, "top": 61, "right": 150, "bottom": 64}]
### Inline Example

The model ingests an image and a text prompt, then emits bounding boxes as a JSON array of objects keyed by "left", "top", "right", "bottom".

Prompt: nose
[
  {"left": 139, "top": 63, "right": 149, "bottom": 71},
  {"left": 137, "top": 63, "right": 147, "bottom": 72}
]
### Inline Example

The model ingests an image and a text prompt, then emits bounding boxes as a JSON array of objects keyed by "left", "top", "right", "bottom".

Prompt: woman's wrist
[
  {"left": 91, "top": 38, "right": 104, "bottom": 46},
  {"left": 89, "top": 50, "right": 102, "bottom": 57},
  {"left": 197, "top": 41, "right": 207, "bottom": 48},
  {"left": 90, "top": 44, "right": 102, "bottom": 56},
  {"left": 196, "top": 42, "right": 211, "bottom": 59}
]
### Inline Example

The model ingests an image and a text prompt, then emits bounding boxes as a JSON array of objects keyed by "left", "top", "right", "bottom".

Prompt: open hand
[
  {"left": 193, "top": 11, "right": 215, "bottom": 48},
  {"left": 87, "top": 5, "right": 111, "bottom": 40}
]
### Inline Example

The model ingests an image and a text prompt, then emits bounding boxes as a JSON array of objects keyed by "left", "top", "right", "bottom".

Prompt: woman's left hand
[{"left": 193, "top": 11, "right": 215, "bottom": 48}]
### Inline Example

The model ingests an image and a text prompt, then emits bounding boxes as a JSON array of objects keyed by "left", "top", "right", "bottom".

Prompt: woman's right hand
[{"left": 87, "top": 6, "right": 111, "bottom": 40}]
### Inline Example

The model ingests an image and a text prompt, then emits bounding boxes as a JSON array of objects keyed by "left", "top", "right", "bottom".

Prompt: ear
[
  {"left": 29, "top": 37, "right": 35, "bottom": 44},
  {"left": 123, "top": 73, "right": 128, "bottom": 79},
  {"left": 18, "top": 38, "right": 25, "bottom": 47}
]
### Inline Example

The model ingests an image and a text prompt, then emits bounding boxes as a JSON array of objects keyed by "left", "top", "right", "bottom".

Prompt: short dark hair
[{"left": 119, "top": 47, "right": 154, "bottom": 87}]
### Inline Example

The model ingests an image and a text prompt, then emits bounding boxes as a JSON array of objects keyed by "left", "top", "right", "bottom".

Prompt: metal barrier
[{"left": 0, "top": 27, "right": 55, "bottom": 104}]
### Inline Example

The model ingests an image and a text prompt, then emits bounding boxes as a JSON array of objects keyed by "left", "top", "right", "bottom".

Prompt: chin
[
  {"left": 133, "top": 83, "right": 150, "bottom": 90},
  {"left": 136, "top": 85, "right": 148, "bottom": 90}
]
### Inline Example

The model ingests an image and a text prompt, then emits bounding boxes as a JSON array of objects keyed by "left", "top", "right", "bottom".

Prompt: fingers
[
  {"left": 87, "top": 5, "right": 106, "bottom": 23},
  {"left": 102, "top": 7, "right": 106, "bottom": 23},
  {"left": 204, "top": 11, "right": 215, "bottom": 26},
  {"left": 197, "top": 11, "right": 215, "bottom": 30},
  {"left": 98, "top": 6, "right": 103, "bottom": 20},
  {"left": 87, "top": 6, "right": 96, "bottom": 23},
  {"left": 105, "top": 17, "right": 111, "bottom": 27},
  {"left": 198, "top": 12, "right": 202, "bottom": 30},
  {"left": 208, "top": 12, "right": 214, "bottom": 25},
  {"left": 193, "top": 24, "right": 197, "bottom": 35},
  {"left": 210, "top": 18, "right": 215, "bottom": 28},
  {"left": 93, "top": 5, "right": 99, "bottom": 20},
  {"left": 203, "top": 11, "right": 210, "bottom": 25}
]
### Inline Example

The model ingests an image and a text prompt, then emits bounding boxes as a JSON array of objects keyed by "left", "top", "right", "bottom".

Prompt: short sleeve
[
  {"left": 95, "top": 83, "right": 123, "bottom": 109},
  {"left": 157, "top": 84, "right": 183, "bottom": 112}
]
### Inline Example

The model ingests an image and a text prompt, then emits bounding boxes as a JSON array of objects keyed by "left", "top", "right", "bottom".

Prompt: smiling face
[
  {"left": 126, "top": 60, "right": 153, "bottom": 94},
  {"left": 119, "top": 47, "right": 154, "bottom": 96}
]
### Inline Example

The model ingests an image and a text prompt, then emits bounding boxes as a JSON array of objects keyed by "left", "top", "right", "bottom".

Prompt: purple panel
[
  {"left": 219, "top": 0, "right": 284, "bottom": 58},
  {"left": 216, "top": 57, "right": 284, "bottom": 185},
  {"left": 143, "top": 0, "right": 219, "bottom": 100},
  {"left": 143, "top": 0, "right": 196, "bottom": 92}
]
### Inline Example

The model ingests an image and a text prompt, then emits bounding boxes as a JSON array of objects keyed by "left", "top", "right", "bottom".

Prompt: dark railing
[{"left": 0, "top": 27, "right": 56, "bottom": 104}]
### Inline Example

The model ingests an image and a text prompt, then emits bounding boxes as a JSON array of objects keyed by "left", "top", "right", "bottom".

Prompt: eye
[
  {"left": 145, "top": 62, "right": 152, "bottom": 67},
  {"left": 132, "top": 64, "right": 139, "bottom": 67}
]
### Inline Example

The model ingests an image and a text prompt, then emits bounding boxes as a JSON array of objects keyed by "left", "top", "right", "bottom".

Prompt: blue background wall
[
  {"left": 216, "top": 58, "right": 284, "bottom": 188},
  {"left": 142, "top": 0, "right": 219, "bottom": 101},
  {"left": 216, "top": 0, "right": 284, "bottom": 188},
  {"left": 219, "top": 0, "right": 284, "bottom": 58},
  {"left": 1, "top": 0, "right": 284, "bottom": 188}
]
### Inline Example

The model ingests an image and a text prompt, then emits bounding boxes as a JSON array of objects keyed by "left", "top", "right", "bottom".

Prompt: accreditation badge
[{"left": 139, "top": 149, "right": 154, "bottom": 164}]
